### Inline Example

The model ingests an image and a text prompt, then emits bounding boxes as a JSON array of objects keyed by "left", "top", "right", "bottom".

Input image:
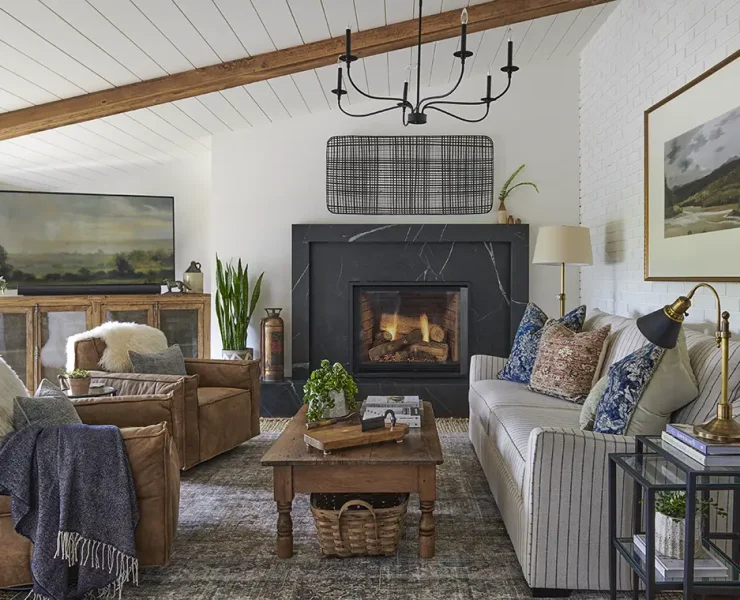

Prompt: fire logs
[
  {"left": 372, "top": 330, "right": 392, "bottom": 346},
  {"left": 428, "top": 324, "right": 445, "bottom": 343},
  {"left": 378, "top": 313, "right": 446, "bottom": 342},
  {"left": 368, "top": 329, "right": 423, "bottom": 362},
  {"left": 408, "top": 341, "right": 449, "bottom": 361}
]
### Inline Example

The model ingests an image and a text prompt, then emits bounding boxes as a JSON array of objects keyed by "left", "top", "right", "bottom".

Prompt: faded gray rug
[{"left": 2, "top": 423, "right": 632, "bottom": 599}]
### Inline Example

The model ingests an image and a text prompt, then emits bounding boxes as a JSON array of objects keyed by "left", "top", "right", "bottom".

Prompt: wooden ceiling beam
[{"left": 0, "top": 0, "right": 613, "bottom": 141}]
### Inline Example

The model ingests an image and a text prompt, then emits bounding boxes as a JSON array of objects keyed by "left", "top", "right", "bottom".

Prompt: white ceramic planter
[
  {"left": 325, "top": 390, "right": 348, "bottom": 419},
  {"left": 655, "top": 510, "right": 702, "bottom": 559},
  {"left": 221, "top": 348, "right": 254, "bottom": 361}
]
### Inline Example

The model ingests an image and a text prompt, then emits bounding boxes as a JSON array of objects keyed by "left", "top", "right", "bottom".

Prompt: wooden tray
[{"left": 304, "top": 422, "right": 409, "bottom": 454}]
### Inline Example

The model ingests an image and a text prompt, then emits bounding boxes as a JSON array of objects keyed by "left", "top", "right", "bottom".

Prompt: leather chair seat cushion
[
  {"left": 197, "top": 387, "right": 252, "bottom": 462},
  {"left": 0, "top": 495, "right": 10, "bottom": 514}
]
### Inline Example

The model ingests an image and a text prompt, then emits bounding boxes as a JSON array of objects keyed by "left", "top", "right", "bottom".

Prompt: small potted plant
[
  {"left": 654, "top": 491, "right": 726, "bottom": 559},
  {"left": 497, "top": 164, "right": 539, "bottom": 224},
  {"left": 303, "top": 359, "right": 359, "bottom": 422},
  {"left": 59, "top": 369, "right": 92, "bottom": 396},
  {"left": 0, "top": 276, "right": 6, "bottom": 295}
]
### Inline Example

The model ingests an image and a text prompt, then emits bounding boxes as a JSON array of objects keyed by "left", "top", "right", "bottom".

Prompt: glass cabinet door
[
  {"left": 158, "top": 306, "right": 202, "bottom": 358},
  {"left": 0, "top": 309, "right": 33, "bottom": 389},
  {"left": 38, "top": 308, "right": 90, "bottom": 384},
  {"left": 102, "top": 303, "right": 154, "bottom": 327}
]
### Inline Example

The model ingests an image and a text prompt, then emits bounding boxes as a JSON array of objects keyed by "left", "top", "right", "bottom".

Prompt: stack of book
[
  {"left": 662, "top": 424, "right": 740, "bottom": 466},
  {"left": 362, "top": 395, "right": 423, "bottom": 428},
  {"left": 632, "top": 534, "right": 728, "bottom": 580}
]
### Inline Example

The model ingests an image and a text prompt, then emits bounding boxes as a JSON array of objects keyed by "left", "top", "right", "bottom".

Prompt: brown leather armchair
[
  {"left": 71, "top": 338, "right": 261, "bottom": 470},
  {"left": 1, "top": 405, "right": 180, "bottom": 589}
]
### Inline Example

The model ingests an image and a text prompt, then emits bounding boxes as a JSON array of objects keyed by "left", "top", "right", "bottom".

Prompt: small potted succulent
[
  {"left": 59, "top": 369, "right": 92, "bottom": 396},
  {"left": 303, "top": 359, "right": 359, "bottom": 422},
  {"left": 654, "top": 491, "right": 726, "bottom": 559}
]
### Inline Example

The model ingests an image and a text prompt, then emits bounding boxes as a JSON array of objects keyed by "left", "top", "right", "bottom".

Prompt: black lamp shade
[{"left": 636, "top": 308, "right": 681, "bottom": 349}]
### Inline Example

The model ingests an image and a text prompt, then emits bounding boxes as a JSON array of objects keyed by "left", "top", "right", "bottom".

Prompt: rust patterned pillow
[{"left": 528, "top": 320, "right": 612, "bottom": 403}]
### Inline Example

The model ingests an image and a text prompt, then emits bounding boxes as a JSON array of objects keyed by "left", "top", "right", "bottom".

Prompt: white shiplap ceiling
[{"left": 0, "top": 0, "right": 616, "bottom": 190}]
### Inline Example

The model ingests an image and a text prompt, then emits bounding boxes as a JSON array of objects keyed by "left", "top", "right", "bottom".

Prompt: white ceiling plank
[
  {"left": 354, "top": 0, "right": 386, "bottom": 29},
  {"left": 131, "top": 0, "right": 219, "bottom": 69},
  {"left": 385, "top": 0, "right": 415, "bottom": 23},
  {"left": 78, "top": 120, "right": 169, "bottom": 166},
  {"left": 212, "top": 0, "right": 275, "bottom": 55},
  {"left": 286, "top": 0, "right": 330, "bottom": 43},
  {"left": 468, "top": 25, "right": 507, "bottom": 75},
  {"left": 267, "top": 76, "right": 310, "bottom": 118},
  {"left": 441, "top": 0, "right": 469, "bottom": 12},
  {"left": 173, "top": 97, "right": 234, "bottom": 135},
  {"left": 250, "top": 0, "right": 304, "bottom": 49},
  {"left": 0, "top": 40, "right": 86, "bottom": 99},
  {"left": 244, "top": 81, "right": 291, "bottom": 122},
  {"left": 53, "top": 124, "right": 158, "bottom": 168},
  {"left": 530, "top": 10, "right": 580, "bottom": 62},
  {"left": 320, "top": 0, "right": 358, "bottom": 36},
  {"left": 33, "top": 130, "right": 138, "bottom": 176},
  {"left": 1, "top": 139, "right": 100, "bottom": 181},
  {"left": 0, "top": 149, "right": 87, "bottom": 186},
  {"left": 174, "top": 0, "right": 248, "bottom": 62},
  {"left": 514, "top": 15, "right": 557, "bottom": 65},
  {"left": 218, "top": 87, "right": 271, "bottom": 127},
  {"left": 292, "top": 70, "right": 332, "bottom": 112},
  {"left": 100, "top": 114, "right": 192, "bottom": 161},
  {"left": 0, "top": 65, "right": 61, "bottom": 106},
  {"left": 0, "top": 171, "right": 55, "bottom": 191},
  {"left": 87, "top": 0, "right": 193, "bottom": 75},
  {"left": 38, "top": 0, "right": 167, "bottom": 81},
  {"left": 1, "top": 0, "right": 138, "bottom": 86},
  {"left": 198, "top": 90, "right": 255, "bottom": 129},
  {"left": 421, "top": 0, "right": 443, "bottom": 17},
  {"left": 0, "top": 10, "right": 109, "bottom": 92},
  {"left": 363, "top": 54, "right": 390, "bottom": 97},
  {"left": 549, "top": 8, "right": 595, "bottom": 59},
  {"left": 428, "top": 38, "right": 458, "bottom": 87},
  {"left": 125, "top": 108, "right": 210, "bottom": 154},
  {"left": 567, "top": 4, "right": 612, "bottom": 56},
  {"left": 148, "top": 104, "right": 213, "bottom": 147}
]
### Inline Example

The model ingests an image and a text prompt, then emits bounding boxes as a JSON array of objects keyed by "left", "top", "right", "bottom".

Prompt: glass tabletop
[
  {"left": 640, "top": 436, "right": 740, "bottom": 476},
  {"left": 614, "top": 452, "right": 740, "bottom": 489}
]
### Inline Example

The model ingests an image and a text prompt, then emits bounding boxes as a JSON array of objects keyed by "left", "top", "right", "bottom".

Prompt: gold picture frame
[{"left": 644, "top": 49, "right": 740, "bottom": 282}]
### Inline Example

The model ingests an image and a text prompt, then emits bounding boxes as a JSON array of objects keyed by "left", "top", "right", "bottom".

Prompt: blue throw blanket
[{"left": 0, "top": 424, "right": 139, "bottom": 600}]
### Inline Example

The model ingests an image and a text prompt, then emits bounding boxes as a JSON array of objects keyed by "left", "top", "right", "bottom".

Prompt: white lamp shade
[{"left": 532, "top": 225, "right": 593, "bottom": 266}]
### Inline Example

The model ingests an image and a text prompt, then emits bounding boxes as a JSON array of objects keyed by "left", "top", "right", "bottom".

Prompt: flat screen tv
[{"left": 0, "top": 191, "right": 175, "bottom": 292}]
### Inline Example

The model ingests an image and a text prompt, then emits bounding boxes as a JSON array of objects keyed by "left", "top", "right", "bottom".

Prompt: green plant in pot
[
  {"left": 215, "top": 255, "right": 264, "bottom": 361},
  {"left": 654, "top": 491, "right": 726, "bottom": 559},
  {"left": 59, "top": 368, "right": 91, "bottom": 396},
  {"left": 497, "top": 164, "right": 539, "bottom": 224},
  {"left": 303, "top": 360, "right": 359, "bottom": 422}
]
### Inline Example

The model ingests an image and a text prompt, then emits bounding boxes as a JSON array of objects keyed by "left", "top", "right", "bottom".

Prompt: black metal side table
[{"left": 609, "top": 435, "right": 740, "bottom": 600}]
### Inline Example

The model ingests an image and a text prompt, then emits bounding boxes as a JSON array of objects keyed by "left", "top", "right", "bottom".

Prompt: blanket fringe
[{"left": 53, "top": 530, "right": 139, "bottom": 599}]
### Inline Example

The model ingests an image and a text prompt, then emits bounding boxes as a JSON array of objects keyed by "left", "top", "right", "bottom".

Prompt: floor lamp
[{"left": 532, "top": 225, "right": 593, "bottom": 317}]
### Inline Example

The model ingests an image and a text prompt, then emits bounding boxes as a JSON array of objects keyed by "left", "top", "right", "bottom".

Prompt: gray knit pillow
[
  {"left": 13, "top": 379, "right": 83, "bottom": 430},
  {"left": 129, "top": 345, "right": 187, "bottom": 376}
]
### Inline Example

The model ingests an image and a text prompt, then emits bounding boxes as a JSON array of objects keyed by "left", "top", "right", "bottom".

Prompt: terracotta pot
[
  {"left": 655, "top": 510, "right": 702, "bottom": 559},
  {"left": 221, "top": 348, "right": 254, "bottom": 361},
  {"left": 68, "top": 377, "right": 91, "bottom": 396}
]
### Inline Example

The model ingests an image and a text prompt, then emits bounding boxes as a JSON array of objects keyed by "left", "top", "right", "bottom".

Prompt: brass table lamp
[
  {"left": 532, "top": 225, "right": 593, "bottom": 317},
  {"left": 636, "top": 283, "right": 738, "bottom": 443}
]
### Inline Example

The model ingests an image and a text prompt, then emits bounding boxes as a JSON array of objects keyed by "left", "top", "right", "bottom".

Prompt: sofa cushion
[
  {"left": 0, "top": 355, "right": 26, "bottom": 440},
  {"left": 488, "top": 403, "right": 581, "bottom": 495},
  {"left": 197, "top": 387, "right": 252, "bottom": 463},
  {"left": 498, "top": 303, "right": 586, "bottom": 384},
  {"left": 130, "top": 345, "right": 187, "bottom": 376}
]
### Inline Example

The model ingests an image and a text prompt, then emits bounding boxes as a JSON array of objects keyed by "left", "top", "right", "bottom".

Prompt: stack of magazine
[
  {"left": 632, "top": 534, "right": 728, "bottom": 579},
  {"left": 362, "top": 396, "right": 422, "bottom": 428},
  {"left": 661, "top": 424, "right": 740, "bottom": 467}
]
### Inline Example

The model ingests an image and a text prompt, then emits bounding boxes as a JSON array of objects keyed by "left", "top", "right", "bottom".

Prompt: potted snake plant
[{"left": 215, "top": 255, "right": 264, "bottom": 361}]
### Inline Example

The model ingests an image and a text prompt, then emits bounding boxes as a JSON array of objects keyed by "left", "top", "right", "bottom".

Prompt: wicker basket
[{"left": 310, "top": 493, "right": 409, "bottom": 557}]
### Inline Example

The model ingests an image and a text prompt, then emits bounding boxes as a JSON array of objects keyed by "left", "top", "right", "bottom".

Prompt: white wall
[
  {"left": 212, "top": 58, "right": 582, "bottom": 370},
  {"left": 580, "top": 0, "right": 740, "bottom": 332}
]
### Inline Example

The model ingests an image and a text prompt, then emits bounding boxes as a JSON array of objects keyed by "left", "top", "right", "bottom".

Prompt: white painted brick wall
[{"left": 579, "top": 0, "right": 740, "bottom": 332}]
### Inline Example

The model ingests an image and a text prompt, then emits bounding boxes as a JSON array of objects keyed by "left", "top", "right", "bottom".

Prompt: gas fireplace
[{"left": 351, "top": 283, "right": 468, "bottom": 376}]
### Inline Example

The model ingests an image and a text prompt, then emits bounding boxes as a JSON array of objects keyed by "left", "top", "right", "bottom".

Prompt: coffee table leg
[
  {"left": 274, "top": 466, "right": 294, "bottom": 559},
  {"left": 418, "top": 465, "right": 436, "bottom": 558}
]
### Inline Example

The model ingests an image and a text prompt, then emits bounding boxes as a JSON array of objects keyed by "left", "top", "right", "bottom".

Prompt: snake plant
[
  {"left": 215, "top": 255, "right": 264, "bottom": 351},
  {"left": 498, "top": 164, "right": 539, "bottom": 208}
]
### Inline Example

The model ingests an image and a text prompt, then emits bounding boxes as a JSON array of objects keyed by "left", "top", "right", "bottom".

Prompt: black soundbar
[{"left": 17, "top": 284, "right": 162, "bottom": 296}]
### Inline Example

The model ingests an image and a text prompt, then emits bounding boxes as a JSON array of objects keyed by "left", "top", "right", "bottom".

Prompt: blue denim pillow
[
  {"left": 592, "top": 344, "right": 665, "bottom": 435},
  {"left": 498, "top": 303, "right": 586, "bottom": 384}
]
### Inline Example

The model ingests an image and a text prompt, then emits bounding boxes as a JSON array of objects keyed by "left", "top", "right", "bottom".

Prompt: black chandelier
[{"left": 331, "top": 0, "right": 518, "bottom": 125}]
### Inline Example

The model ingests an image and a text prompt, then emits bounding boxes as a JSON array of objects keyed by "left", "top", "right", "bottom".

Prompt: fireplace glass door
[{"left": 351, "top": 283, "right": 468, "bottom": 376}]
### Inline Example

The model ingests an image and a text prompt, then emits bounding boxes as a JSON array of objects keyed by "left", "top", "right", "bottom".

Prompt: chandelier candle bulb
[
  {"left": 486, "top": 74, "right": 492, "bottom": 99},
  {"left": 507, "top": 40, "right": 514, "bottom": 69},
  {"left": 402, "top": 80, "right": 409, "bottom": 104},
  {"left": 460, "top": 9, "right": 468, "bottom": 55},
  {"left": 345, "top": 29, "right": 351, "bottom": 62}
]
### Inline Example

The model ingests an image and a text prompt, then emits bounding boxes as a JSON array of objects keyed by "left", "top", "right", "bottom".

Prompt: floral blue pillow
[
  {"left": 592, "top": 344, "right": 665, "bottom": 435},
  {"left": 498, "top": 303, "right": 586, "bottom": 384}
]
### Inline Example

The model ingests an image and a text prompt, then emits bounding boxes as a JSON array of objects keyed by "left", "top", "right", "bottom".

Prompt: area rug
[{"left": 2, "top": 420, "right": 629, "bottom": 600}]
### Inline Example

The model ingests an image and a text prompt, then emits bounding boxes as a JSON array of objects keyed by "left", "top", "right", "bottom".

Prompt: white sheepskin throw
[
  {"left": 0, "top": 355, "right": 27, "bottom": 438},
  {"left": 66, "top": 322, "right": 168, "bottom": 374}
]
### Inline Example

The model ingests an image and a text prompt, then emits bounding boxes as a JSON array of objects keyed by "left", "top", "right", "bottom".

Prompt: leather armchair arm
[
  {"left": 184, "top": 358, "right": 260, "bottom": 390},
  {"left": 73, "top": 392, "right": 175, "bottom": 431}
]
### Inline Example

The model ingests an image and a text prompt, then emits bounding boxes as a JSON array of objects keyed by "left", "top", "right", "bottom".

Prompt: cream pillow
[
  {"left": 580, "top": 376, "right": 608, "bottom": 430},
  {"left": 0, "top": 355, "right": 28, "bottom": 439}
]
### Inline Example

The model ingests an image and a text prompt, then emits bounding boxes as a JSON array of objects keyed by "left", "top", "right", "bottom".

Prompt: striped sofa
[{"left": 469, "top": 308, "right": 740, "bottom": 593}]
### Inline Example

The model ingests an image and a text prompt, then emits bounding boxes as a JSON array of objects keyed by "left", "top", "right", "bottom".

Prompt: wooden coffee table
[{"left": 261, "top": 401, "right": 443, "bottom": 559}]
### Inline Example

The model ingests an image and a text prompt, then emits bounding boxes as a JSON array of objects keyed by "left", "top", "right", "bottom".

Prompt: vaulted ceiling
[{"left": 0, "top": 0, "right": 616, "bottom": 190}]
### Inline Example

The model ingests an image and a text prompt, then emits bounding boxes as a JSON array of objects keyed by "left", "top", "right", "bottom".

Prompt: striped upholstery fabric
[{"left": 468, "top": 310, "right": 737, "bottom": 592}]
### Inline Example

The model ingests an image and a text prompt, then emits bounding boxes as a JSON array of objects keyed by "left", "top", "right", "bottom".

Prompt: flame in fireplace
[
  {"left": 386, "top": 312, "right": 399, "bottom": 340},
  {"left": 420, "top": 313, "right": 430, "bottom": 343}
]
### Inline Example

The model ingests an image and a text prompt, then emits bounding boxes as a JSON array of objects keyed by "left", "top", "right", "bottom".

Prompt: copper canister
[{"left": 260, "top": 308, "right": 284, "bottom": 382}]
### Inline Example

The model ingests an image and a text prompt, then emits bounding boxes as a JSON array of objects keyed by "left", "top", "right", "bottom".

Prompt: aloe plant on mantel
[{"left": 215, "top": 255, "right": 264, "bottom": 361}]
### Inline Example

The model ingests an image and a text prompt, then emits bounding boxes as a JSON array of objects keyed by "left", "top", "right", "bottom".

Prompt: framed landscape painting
[{"left": 645, "top": 50, "right": 740, "bottom": 281}]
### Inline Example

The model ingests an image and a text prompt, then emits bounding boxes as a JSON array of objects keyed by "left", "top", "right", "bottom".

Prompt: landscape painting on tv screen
[{"left": 0, "top": 192, "right": 174, "bottom": 287}]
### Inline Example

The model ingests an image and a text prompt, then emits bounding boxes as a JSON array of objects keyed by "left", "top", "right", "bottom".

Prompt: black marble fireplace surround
[{"left": 260, "top": 224, "right": 529, "bottom": 417}]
